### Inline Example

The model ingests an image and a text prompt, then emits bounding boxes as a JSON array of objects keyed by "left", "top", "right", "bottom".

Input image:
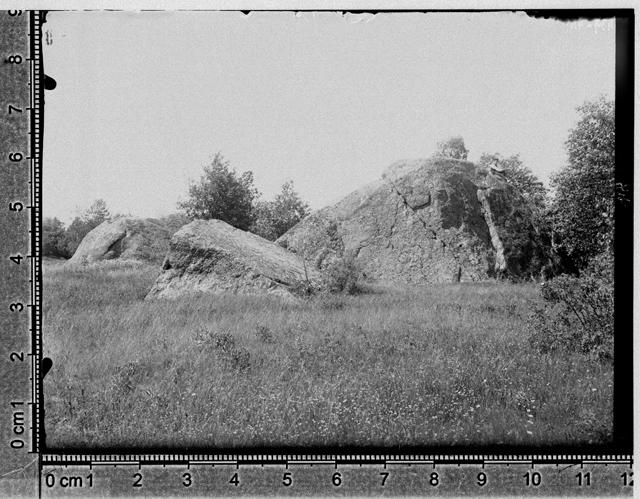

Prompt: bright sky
[{"left": 43, "top": 11, "right": 615, "bottom": 223}]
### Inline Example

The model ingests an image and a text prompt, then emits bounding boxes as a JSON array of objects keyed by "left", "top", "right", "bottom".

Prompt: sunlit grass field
[{"left": 43, "top": 259, "right": 613, "bottom": 449}]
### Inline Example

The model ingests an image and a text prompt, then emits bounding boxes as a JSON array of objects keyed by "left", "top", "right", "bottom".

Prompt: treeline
[
  {"left": 46, "top": 96, "right": 616, "bottom": 278},
  {"left": 44, "top": 97, "right": 617, "bottom": 360},
  {"left": 435, "top": 96, "right": 615, "bottom": 279},
  {"left": 533, "top": 96, "right": 617, "bottom": 362},
  {"left": 177, "top": 153, "right": 309, "bottom": 241},
  {"left": 436, "top": 97, "right": 617, "bottom": 361},
  {"left": 44, "top": 200, "right": 112, "bottom": 259},
  {"left": 43, "top": 157, "right": 310, "bottom": 259}
]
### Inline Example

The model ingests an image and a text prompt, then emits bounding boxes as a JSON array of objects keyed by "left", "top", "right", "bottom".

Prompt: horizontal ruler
[
  {"left": 40, "top": 454, "right": 633, "bottom": 496},
  {"left": 42, "top": 453, "right": 633, "bottom": 466}
]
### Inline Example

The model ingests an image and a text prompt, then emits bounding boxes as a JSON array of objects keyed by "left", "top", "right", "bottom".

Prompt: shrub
[
  {"left": 288, "top": 256, "right": 363, "bottom": 298},
  {"left": 527, "top": 257, "right": 613, "bottom": 361},
  {"left": 478, "top": 153, "right": 547, "bottom": 209},
  {"left": 178, "top": 153, "right": 259, "bottom": 231},
  {"left": 434, "top": 136, "right": 468, "bottom": 160},
  {"left": 255, "top": 324, "right": 275, "bottom": 344},
  {"left": 194, "top": 329, "right": 251, "bottom": 372},
  {"left": 289, "top": 276, "right": 320, "bottom": 298},
  {"left": 43, "top": 217, "right": 69, "bottom": 258},
  {"left": 250, "top": 181, "right": 309, "bottom": 241},
  {"left": 321, "top": 257, "right": 362, "bottom": 295},
  {"left": 210, "top": 331, "right": 236, "bottom": 353}
]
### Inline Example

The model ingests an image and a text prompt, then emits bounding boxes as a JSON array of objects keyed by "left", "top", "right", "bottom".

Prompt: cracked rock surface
[
  {"left": 277, "top": 158, "right": 549, "bottom": 283},
  {"left": 146, "top": 219, "right": 321, "bottom": 300},
  {"left": 68, "top": 217, "right": 171, "bottom": 265}
]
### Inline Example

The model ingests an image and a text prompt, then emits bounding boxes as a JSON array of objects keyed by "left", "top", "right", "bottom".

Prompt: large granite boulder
[
  {"left": 146, "top": 219, "right": 320, "bottom": 300},
  {"left": 68, "top": 217, "right": 171, "bottom": 265},
  {"left": 277, "top": 158, "right": 551, "bottom": 283}
]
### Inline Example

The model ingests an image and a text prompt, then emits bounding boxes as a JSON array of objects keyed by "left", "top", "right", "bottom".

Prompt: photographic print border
[{"left": 0, "top": 6, "right": 633, "bottom": 497}]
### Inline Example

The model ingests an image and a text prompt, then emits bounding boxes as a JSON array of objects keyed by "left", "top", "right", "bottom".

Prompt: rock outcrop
[
  {"left": 68, "top": 217, "right": 171, "bottom": 264},
  {"left": 277, "top": 158, "right": 550, "bottom": 283},
  {"left": 146, "top": 219, "right": 320, "bottom": 300}
]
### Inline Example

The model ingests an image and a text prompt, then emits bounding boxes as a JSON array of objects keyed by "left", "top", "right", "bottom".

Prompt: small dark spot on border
[
  {"left": 42, "top": 357, "right": 53, "bottom": 379},
  {"left": 44, "top": 74, "right": 57, "bottom": 90}
]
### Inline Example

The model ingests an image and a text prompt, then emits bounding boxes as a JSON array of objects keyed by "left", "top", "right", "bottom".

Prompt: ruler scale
[
  {"left": 28, "top": 9, "right": 44, "bottom": 458},
  {"left": 0, "top": 9, "right": 634, "bottom": 498},
  {"left": 38, "top": 454, "right": 632, "bottom": 496},
  {"left": 1, "top": 8, "right": 41, "bottom": 498}
]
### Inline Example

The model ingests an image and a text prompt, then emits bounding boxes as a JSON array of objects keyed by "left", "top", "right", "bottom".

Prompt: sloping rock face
[
  {"left": 277, "top": 158, "right": 550, "bottom": 283},
  {"left": 68, "top": 217, "right": 171, "bottom": 264},
  {"left": 146, "top": 219, "right": 320, "bottom": 300}
]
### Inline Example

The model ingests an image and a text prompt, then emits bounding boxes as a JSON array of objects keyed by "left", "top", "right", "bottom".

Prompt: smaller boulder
[
  {"left": 146, "top": 219, "right": 320, "bottom": 300},
  {"left": 68, "top": 217, "right": 171, "bottom": 265}
]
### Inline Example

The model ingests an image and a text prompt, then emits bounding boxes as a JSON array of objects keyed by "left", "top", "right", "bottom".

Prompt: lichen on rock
[{"left": 277, "top": 157, "right": 551, "bottom": 283}]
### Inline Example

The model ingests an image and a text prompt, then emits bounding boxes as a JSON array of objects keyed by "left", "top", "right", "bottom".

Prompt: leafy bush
[
  {"left": 194, "top": 329, "right": 251, "bottom": 372},
  {"left": 288, "top": 256, "right": 362, "bottom": 298},
  {"left": 289, "top": 279, "right": 319, "bottom": 298},
  {"left": 43, "top": 201, "right": 111, "bottom": 258},
  {"left": 43, "top": 217, "right": 69, "bottom": 258},
  {"left": 528, "top": 257, "right": 613, "bottom": 361},
  {"left": 321, "top": 257, "right": 362, "bottom": 295},
  {"left": 178, "top": 153, "right": 259, "bottom": 231},
  {"left": 550, "top": 97, "right": 616, "bottom": 270},
  {"left": 477, "top": 153, "right": 547, "bottom": 210},
  {"left": 250, "top": 181, "right": 309, "bottom": 241},
  {"left": 210, "top": 331, "right": 237, "bottom": 353},
  {"left": 434, "top": 136, "right": 468, "bottom": 160}
]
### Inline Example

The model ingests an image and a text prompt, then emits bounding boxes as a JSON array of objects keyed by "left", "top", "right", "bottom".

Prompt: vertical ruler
[
  {"left": 0, "top": 9, "right": 42, "bottom": 498},
  {"left": 29, "top": 9, "right": 44, "bottom": 458}
]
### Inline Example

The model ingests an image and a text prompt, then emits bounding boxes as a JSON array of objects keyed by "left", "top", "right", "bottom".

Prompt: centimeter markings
[
  {"left": 1, "top": 8, "right": 41, "bottom": 495},
  {"left": 23, "top": 9, "right": 44, "bottom": 456},
  {"left": 42, "top": 454, "right": 633, "bottom": 466},
  {"left": 39, "top": 454, "right": 633, "bottom": 495},
  {"left": 29, "top": 9, "right": 43, "bottom": 456}
]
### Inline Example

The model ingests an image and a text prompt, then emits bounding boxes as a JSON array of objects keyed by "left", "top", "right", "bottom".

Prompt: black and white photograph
[{"left": 0, "top": 4, "right": 634, "bottom": 497}]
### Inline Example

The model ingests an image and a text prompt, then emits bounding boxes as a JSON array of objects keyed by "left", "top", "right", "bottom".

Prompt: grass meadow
[{"left": 43, "top": 259, "right": 613, "bottom": 449}]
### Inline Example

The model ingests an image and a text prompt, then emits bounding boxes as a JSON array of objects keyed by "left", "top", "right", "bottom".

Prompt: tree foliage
[
  {"left": 435, "top": 136, "right": 468, "bottom": 160},
  {"left": 43, "top": 199, "right": 113, "bottom": 258},
  {"left": 251, "top": 181, "right": 309, "bottom": 241},
  {"left": 83, "top": 199, "right": 111, "bottom": 225},
  {"left": 63, "top": 199, "right": 113, "bottom": 256},
  {"left": 528, "top": 254, "right": 614, "bottom": 362},
  {"left": 478, "top": 153, "right": 555, "bottom": 278},
  {"left": 478, "top": 153, "right": 547, "bottom": 209},
  {"left": 62, "top": 218, "right": 92, "bottom": 257},
  {"left": 179, "top": 153, "right": 259, "bottom": 231},
  {"left": 528, "top": 97, "right": 616, "bottom": 362},
  {"left": 43, "top": 217, "right": 68, "bottom": 258},
  {"left": 550, "top": 96, "right": 615, "bottom": 269}
]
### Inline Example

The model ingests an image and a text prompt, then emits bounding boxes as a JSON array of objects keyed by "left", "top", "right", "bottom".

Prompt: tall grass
[{"left": 43, "top": 261, "right": 613, "bottom": 448}]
